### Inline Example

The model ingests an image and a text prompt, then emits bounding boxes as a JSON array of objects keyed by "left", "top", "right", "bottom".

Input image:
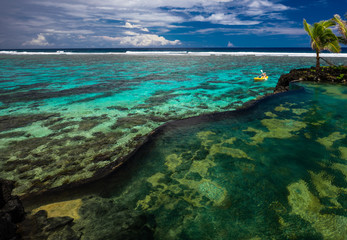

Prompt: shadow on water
[{"left": 22, "top": 83, "right": 347, "bottom": 240}]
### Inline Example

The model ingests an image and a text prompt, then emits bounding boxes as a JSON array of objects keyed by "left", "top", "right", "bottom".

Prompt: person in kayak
[
  {"left": 261, "top": 71, "right": 267, "bottom": 78},
  {"left": 258, "top": 70, "right": 267, "bottom": 79}
]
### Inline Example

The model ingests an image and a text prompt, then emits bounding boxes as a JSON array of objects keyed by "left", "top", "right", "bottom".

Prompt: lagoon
[
  {"left": 22, "top": 81, "right": 347, "bottom": 240},
  {"left": 0, "top": 49, "right": 347, "bottom": 239}
]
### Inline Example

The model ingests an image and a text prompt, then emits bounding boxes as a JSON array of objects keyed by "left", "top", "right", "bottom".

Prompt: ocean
[{"left": 1, "top": 48, "right": 346, "bottom": 239}]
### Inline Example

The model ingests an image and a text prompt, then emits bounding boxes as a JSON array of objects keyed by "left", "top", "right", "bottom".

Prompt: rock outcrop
[
  {"left": 17, "top": 195, "right": 156, "bottom": 240},
  {"left": 0, "top": 179, "right": 25, "bottom": 240},
  {"left": 274, "top": 66, "right": 347, "bottom": 93},
  {"left": 18, "top": 210, "right": 80, "bottom": 240}
]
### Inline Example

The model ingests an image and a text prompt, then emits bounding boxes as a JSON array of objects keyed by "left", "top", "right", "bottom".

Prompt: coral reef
[
  {"left": 316, "top": 132, "right": 346, "bottom": 148},
  {"left": 244, "top": 118, "right": 306, "bottom": 145},
  {"left": 287, "top": 179, "right": 347, "bottom": 240}
]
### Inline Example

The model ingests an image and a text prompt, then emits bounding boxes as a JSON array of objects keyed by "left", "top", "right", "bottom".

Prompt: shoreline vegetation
[
  {"left": 1, "top": 14, "right": 347, "bottom": 239},
  {"left": 274, "top": 14, "right": 347, "bottom": 91},
  {"left": 303, "top": 14, "right": 346, "bottom": 69},
  {"left": 275, "top": 66, "right": 347, "bottom": 93}
]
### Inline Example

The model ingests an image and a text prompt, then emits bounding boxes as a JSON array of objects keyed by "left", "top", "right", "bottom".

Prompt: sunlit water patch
[
  {"left": 23, "top": 83, "right": 347, "bottom": 240},
  {"left": 1, "top": 54, "right": 346, "bottom": 195}
]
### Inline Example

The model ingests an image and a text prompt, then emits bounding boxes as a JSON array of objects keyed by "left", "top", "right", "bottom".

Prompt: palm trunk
[{"left": 316, "top": 50, "right": 320, "bottom": 70}]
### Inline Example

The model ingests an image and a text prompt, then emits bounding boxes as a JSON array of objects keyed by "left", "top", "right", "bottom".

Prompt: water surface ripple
[
  {"left": 1, "top": 54, "right": 346, "bottom": 197},
  {"left": 23, "top": 82, "right": 347, "bottom": 240}
]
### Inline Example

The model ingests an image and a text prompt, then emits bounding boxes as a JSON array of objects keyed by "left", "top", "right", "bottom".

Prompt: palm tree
[
  {"left": 303, "top": 19, "right": 341, "bottom": 69},
  {"left": 332, "top": 14, "right": 347, "bottom": 45}
]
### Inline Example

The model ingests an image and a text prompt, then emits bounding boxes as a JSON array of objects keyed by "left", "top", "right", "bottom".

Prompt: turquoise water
[
  {"left": 0, "top": 54, "right": 346, "bottom": 197},
  {"left": 24, "top": 82, "right": 347, "bottom": 240}
]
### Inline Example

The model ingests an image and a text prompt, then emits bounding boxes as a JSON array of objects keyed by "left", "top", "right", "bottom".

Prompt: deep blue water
[{"left": 2, "top": 47, "right": 347, "bottom": 53}]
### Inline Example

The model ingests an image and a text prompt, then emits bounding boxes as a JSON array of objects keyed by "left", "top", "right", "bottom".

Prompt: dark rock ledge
[
  {"left": 274, "top": 66, "right": 347, "bottom": 93},
  {"left": 0, "top": 178, "right": 25, "bottom": 240}
]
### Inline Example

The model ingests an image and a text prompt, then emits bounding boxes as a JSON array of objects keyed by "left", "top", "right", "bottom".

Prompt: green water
[
  {"left": 4, "top": 54, "right": 346, "bottom": 195},
  {"left": 25, "top": 83, "right": 347, "bottom": 240}
]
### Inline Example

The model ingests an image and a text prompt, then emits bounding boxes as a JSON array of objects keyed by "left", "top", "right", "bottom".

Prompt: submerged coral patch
[
  {"left": 338, "top": 146, "right": 347, "bottom": 160},
  {"left": 245, "top": 118, "right": 306, "bottom": 144},
  {"left": 331, "top": 163, "right": 347, "bottom": 181},
  {"left": 197, "top": 131, "right": 216, "bottom": 148},
  {"left": 210, "top": 144, "right": 252, "bottom": 160},
  {"left": 264, "top": 111, "right": 277, "bottom": 118},
  {"left": 319, "top": 84, "right": 347, "bottom": 100},
  {"left": 262, "top": 118, "right": 306, "bottom": 133},
  {"left": 165, "top": 154, "right": 183, "bottom": 172},
  {"left": 287, "top": 180, "right": 347, "bottom": 240},
  {"left": 317, "top": 132, "right": 346, "bottom": 149},
  {"left": 274, "top": 105, "right": 290, "bottom": 112},
  {"left": 0, "top": 113, "right": 59, "bottom": 132},
  {"left": 198, "top": 180, "right": 226, "bottom": 205},
  {"left": 31, "top": 199, "right": 82, "bottom": 220},
  {"left": 309, "top": 171, "right": 346, "bottom": 208},
  {"left": 292, "top": 108, "right": 309, "bottom": 115}
]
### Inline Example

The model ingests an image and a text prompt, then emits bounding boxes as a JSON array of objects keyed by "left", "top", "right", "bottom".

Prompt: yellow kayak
[{"left": 254, "top": 76, "right": 268, "bottom": 81}]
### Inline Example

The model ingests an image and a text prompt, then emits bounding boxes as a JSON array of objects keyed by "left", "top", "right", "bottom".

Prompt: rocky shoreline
[
  {"left": 1, "top": 66, "right": 347, "bottom": 239},
  {"left": 274, "top": 66, "right": 347, "bottom": 93},
  {"left": 0, "top": 179, "right": 25, "bottom": 240}
]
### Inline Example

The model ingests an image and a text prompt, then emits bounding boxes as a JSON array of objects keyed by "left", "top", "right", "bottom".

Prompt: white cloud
[
  {"left": 189, "top": 25, "right": 306, "bottom": 36},
  {"left": 2, "top": 0, "right": 296, "bottom": 47},
  {"left": 123, "top": 30, "right": 139, "bottom": 36},
  {"left": 243, "top": 0, "right": 290, "bottom": 16},
  {"left": 115, "top": 12, "right": 184, "bottom": 27},
  {"left": 23, "top": 33, "right": 50, "bottom": 46},
  {"left": 124, "top": 22, "right": 149, "bottom": 32},
  {"left": 45, "top": 29, "right": 94, "bottom": 34},
  {"left": 192, "top": 13, "right": 260, "bottom": 25},
  {"left": 224, "top": 26, "right": 306, "bottom": 36},
  {"left": 262, "top": 27, "right": 305, "bottom": 35},
  {"left": 29, "top": 0, "right": 291, "bottom": 28},
  {"left": 101, "top": 32, "right": 181, "bottom": 47}
]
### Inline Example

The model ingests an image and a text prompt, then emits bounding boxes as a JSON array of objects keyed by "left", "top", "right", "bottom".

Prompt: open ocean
[
  {"left": 1, "top": 48, "right": 347, "bottom": 239},
  {"left": 1, "top": 47, "right": 347, "bottom": 53}
]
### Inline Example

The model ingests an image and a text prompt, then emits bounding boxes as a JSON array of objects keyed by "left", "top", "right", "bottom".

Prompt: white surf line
[
  {"left": 125, "top": 51, "right": 188, "bottom": 55},
  {"left": 1, "top": 50, "right": 347, "bottom": 58},
  {"left": 186, "top": 52, "right": 347, "bottom": 58},
  {"left": 0, "top": 51, "right": 124, "bottom": 55}
]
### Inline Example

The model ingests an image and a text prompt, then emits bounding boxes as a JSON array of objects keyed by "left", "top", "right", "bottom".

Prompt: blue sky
[{"left": 0, "top": 0, "right": 346, "bottom": 48}]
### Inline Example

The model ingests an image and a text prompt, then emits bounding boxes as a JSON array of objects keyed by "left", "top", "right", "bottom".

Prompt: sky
[{"left": 0, "top": 0, "right": 346, "bottom": 48}]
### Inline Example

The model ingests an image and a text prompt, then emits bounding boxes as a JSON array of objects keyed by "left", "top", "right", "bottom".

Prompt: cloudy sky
[{"left": 0, "top": 0, "right": 346, "bottom": 48}]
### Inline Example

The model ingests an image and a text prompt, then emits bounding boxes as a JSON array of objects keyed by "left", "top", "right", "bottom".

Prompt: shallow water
[
  {"left": 3, "top": 54, "right": 346, "bottom": 195},
  {"left": 24, "top": 82, "right": 347, "bottom": 240}
]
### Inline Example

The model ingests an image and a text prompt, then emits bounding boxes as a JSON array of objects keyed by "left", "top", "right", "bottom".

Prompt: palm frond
[
  {"left": 303, "top": 19, "right": 319, "bottom": 50},
  {"left": 303, "top": 19, "right": 310, "bottom": 32},
  {"left": 333, "top": 14, "right": 347, "bottom": 43},
  {"left": 320, "top": 19, "right": 336, "bottom": 28},
  {"left": 303, "top": 18, "right": 342, "bottom": 68},
  {"left": 338, "top": 36, "right": 347, "bottom": 44},
  {"left": 324, "top": 40, "right": 341, "bottom": 53}
]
